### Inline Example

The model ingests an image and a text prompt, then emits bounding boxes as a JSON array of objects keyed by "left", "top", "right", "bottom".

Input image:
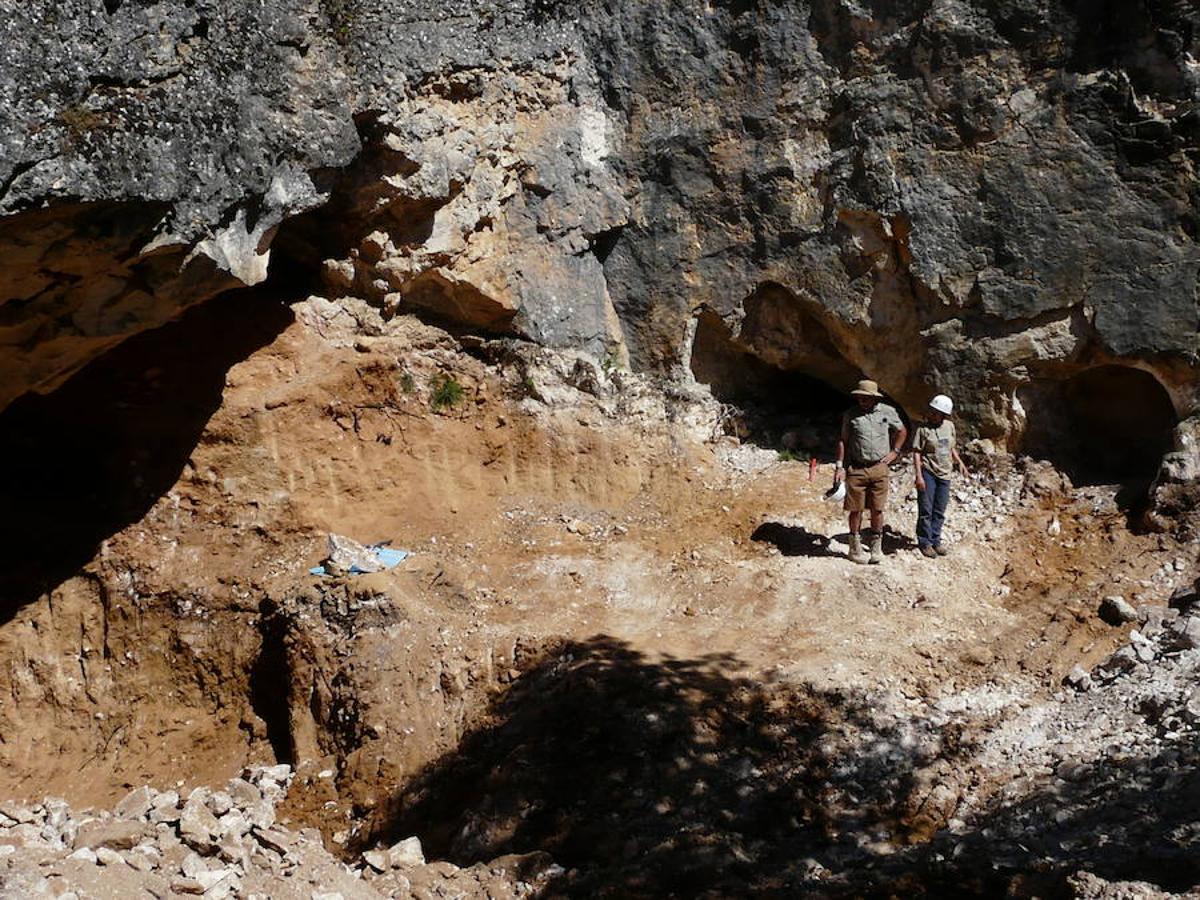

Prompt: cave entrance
[
  {"left": 1018, "top": 365, "right": 1177, "bottom": 486},
  {"left": 690, "top": 309, "right": 850, "bottom": 457}
]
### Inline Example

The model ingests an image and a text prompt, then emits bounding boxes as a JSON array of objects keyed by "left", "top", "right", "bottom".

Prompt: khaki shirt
[
  {"left": 843, "top": 403, "right": 903, "bottom": 466},
  {"left": 915, "top": 420, "right": 956, "bottom": 479}
]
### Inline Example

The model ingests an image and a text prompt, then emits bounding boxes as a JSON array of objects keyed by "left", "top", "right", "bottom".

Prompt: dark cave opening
[
  {"left": 689, "top": 309, "right": 851, "bottom": 457},
  {"left": 249, "top": 607, "right": 296, "bottom": 766},
  {"left": 0, "top": 289, "right": 294, "bottom": 623},
  {"left": 1018, "top": 365, "right": 1177, "bottom": 488}
]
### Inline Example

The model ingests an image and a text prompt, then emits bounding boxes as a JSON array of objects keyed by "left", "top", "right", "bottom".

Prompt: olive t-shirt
[
  {"left": 843, "top": 403, "right": 903, "bottom": 465},
  {"left": 915, "top": 420, "right": 956, "bottom": 479}
]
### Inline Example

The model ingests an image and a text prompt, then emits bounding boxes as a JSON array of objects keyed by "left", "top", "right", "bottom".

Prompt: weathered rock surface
[
  {"left": 0, "top": 0, "right": 359, "bottom": 409},
  {"left": 2, "top": 1, "right": 1198, "bottom": 472}
]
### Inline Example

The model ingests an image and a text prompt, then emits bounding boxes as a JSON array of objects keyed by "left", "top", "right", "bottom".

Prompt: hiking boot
[
  {"left": 848, "top": 534, "right": 868, "bottom": 565},
  {"left": 934, "top": 545, "right": 949, "bottom": 556},
  {"left": 920, "top": 545, "right": 938, "bottom": 559},
  {"left": 868, "top": 532, "right": 884, "bottom": 565}
]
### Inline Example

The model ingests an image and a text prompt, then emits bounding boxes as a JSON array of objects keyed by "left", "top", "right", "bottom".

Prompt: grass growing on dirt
[
  {"left": 320, "top": 0, "right": 355, "bottom": 43},
  {"left": 777, "top": 449, "right": 809, "bottom": 463},
  {"left": 430, "top": 375, "right": 465, "bottom": 411},
  {"left": 397, "top": 371, "right": 416, "bottom": 394}
]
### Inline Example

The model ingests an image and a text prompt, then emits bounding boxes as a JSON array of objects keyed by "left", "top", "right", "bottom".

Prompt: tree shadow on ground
[
  {"left": 363, "top": 636, "right": 1200, "bottom": 897},
  {"left": 910, "top": 733, "right": 1200, "bottom": 897},
  {"left": 752, "top": 522, "right": 917, "bottom": 558},
  {"left": 364, "top": 635, "right": 952, "bottom": 898},
  {"left": 0, "top": 290, "right": 293, "bottom": 623}
]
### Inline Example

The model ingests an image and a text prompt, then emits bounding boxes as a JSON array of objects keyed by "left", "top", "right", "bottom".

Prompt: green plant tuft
[
  {"left": 430, "top": 375, "right": 465, "bottom": 410},
  {"left": 320, "top": 0, "right": 355, "bottom": 43},
  {"left": 601, "top": 348, "right": 625, "bottom": 373}
]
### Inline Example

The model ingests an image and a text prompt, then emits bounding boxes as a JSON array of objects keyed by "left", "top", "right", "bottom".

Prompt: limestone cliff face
[{"left": 3, "top": 0, "right": 1199, "bottom": 449}]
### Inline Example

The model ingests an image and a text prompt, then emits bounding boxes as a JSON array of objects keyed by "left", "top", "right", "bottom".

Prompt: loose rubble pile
[
  {"left": 918, "top": 578, "right": 1200, "bottom": 893},
  {"left": 0, "top": 765, "right": 561, "bottom": 899}
]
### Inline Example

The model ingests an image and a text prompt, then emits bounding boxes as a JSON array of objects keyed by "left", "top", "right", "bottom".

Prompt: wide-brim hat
[{"left": 850, "top": 379, "right": 883, "bottom": 398}]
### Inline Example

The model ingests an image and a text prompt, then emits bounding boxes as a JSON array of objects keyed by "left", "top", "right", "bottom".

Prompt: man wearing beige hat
[{"left": 833, "top": 379, "right": 907, "bottom": 564}]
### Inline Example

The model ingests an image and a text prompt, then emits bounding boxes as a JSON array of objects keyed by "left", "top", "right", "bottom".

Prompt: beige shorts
[{"left": 844, "top": 461, "right": 889, "bottom": 512}]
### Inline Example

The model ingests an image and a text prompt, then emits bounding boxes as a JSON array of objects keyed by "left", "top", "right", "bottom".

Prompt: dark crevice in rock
[
  {"left": 587, "top": 224, "right": 624, "bottom": 264},
  {"left": 86, "top": 70, "right": 182, "bottom": 89},
  {"left": 250, "top": 606, "right": 296, "bottom": 766}
]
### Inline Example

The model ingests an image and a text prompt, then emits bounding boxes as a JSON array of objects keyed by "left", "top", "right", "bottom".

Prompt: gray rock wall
[{"left": 2, "top": 0, "right": 1198, "bottom": 452}]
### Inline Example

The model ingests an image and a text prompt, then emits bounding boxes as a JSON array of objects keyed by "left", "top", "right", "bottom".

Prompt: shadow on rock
[
  {"left": 915, "top": 735, "right": 1200, "bottom": 897},
  {"left": 364, "top": 635, "right": 954, "bottom": 898},
  {"left": 0, "top": 290, "right": 293, "bottom": 622}
]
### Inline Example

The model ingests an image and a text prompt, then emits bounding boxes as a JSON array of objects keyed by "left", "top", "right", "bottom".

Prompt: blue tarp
[
  {"left": 309, "top": 544, "right": 409, "bottom": 577},
  {"left": 373, "top": 547, "right": 409, "bottom": 568}
]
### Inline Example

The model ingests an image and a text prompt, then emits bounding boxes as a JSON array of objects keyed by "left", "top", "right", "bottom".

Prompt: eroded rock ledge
[{"left": 2, "top": 0, "right": 1199, "bottom": 455}]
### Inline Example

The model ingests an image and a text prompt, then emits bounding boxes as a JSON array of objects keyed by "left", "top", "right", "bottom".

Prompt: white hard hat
[
  {"left": 824, "top": 481, "right": 846, "bottom": 502},
  {"left": 929, "top": 394, "right": 953, "bottom": 416}
]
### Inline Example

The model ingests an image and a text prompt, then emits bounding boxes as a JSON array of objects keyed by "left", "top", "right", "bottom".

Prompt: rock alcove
[{"left": 1018, "top": 364, "right": 1179, "bottom": 487}]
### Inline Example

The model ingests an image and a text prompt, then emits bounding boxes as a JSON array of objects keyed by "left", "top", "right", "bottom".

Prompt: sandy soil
[{"left": 0, "top": 292, "right": 1194, "bottom": 896}]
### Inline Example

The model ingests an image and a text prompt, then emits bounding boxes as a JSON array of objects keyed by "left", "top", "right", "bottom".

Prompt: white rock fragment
[
  {"left": 114, "top": 786, "right": 158, "bottom": 821},
  {"left": 388, "top": 835, "right": 425, "bottom": 868},
  {"left": 94, "top": 847, "right": 126, "bottom": 866}
]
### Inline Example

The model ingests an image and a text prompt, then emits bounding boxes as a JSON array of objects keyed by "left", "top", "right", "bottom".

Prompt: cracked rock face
[
  {"left": 0, "top": 0, "right": 358, "bottom": 409},
  {"left": 2, "top": 0, "right": 1199, "bottom": 452}
]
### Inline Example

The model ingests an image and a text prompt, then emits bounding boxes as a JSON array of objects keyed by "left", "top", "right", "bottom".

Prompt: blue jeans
[{"left": 916, "top": 470, "right": 951, "bottom": 549}]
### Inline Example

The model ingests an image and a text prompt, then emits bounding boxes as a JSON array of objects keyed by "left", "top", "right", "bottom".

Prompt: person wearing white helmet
[{"left": 912, "top": 393, "right": 970, "bottom": 558}]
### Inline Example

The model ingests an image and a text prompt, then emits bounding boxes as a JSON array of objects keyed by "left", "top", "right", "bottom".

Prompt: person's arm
[
  {"left": 834, "top": 415, "right": 848, "bottom": 483},
  {"left": 913, "top": 438, "right": 926, "bottom": 491},
  {"left": 885, "top": 420, "right": 908, "bottom": 465},
  {"left": 952, "top": 447, "right": 969, "bottom": 477}
]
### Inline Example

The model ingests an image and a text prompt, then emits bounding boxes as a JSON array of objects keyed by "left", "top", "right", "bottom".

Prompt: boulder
[
  {"left": 388, "top": 836, "right": 425, "bottom": 868},
  {"left": 114, "top": 786, "right": 158, "bottom": 821},
  {"left": 1099, "top": 596, "right": 1138, "bottom": 627},
  {"left": 1168, "top": 616, "right": 1200, "bottom": 651},
  {"left": 323, "top": 534, "right": 383, "bottom": 576},
  {"left": 74, "top": 819, "right": 146, "bottom": 852},
  {"left": 1064, "top": 665, "right": 1092, "bottom": 692},
  {"left": 179, "top": 796, "right": 222, "bottom": 851},
  {"left": 362, "top": 849, "right": 390, "bottom": 872}
]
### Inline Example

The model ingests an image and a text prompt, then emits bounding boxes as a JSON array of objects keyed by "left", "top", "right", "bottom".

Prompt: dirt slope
[{"left": 0, "top": 292, "right": 1195, "bottom": 897}]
